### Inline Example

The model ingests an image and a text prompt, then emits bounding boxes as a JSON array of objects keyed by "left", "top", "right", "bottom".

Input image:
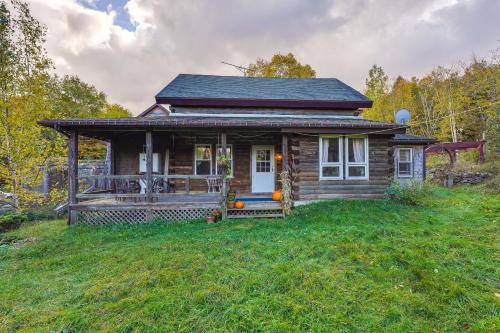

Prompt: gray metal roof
[
  {"left": 39, "top": 116, "right": 401, "bottom": 130},
  {"left": 391, "top": 134, "right": 438, "bottom": 144},
  {"left": 155, "top": 74, "right": 371, "bottom": 103}
]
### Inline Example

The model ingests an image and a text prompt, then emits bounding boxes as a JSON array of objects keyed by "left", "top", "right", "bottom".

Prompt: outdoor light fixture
[{"left": 275, "top": 153, "right": 283, "bottom": 161}]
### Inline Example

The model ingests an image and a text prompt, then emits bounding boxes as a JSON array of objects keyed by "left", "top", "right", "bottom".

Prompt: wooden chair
[{"left": 206, "top": 176, "right": 222, "bottom": 193}]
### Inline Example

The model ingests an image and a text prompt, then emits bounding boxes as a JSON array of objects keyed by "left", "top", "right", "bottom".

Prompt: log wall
[
  {"left": 291, "top": 134, "right": 392, "bottom": 200},
  {"left": 113, "top": 132, "right": 283, "bottom": 195}
]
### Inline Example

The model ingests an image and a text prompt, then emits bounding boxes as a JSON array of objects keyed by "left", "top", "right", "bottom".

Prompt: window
[
  {"left": 319, "top": 136, "right": 343, "bottom": 179},
  {"left": 397, "top": 148, "right": 412, "bottom": 177},
  {"left": 345, "top": 136, "right": 369, "bottom": 179},
  {"left": 216, "top": 144, "right": 233, "bottom": 176},
  {"left": 139, "top": 153, "right": 159, "bottom": 173},
  {"left": 194, "top": 144, "right": 212, "bottom": 175}
]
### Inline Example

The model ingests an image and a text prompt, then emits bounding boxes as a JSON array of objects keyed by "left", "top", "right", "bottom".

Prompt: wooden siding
[
  {"left": 113, "top": 132, "right": 283, "bottom": 195},
  {"left": 172, "top": 106, "right": 360, "bottom": 117},
  {"left": 291, "top": 134, "right": 392, "bottom": 200},
  {"left": 112, "top": 131, "right": 393, "bottom": 199}
]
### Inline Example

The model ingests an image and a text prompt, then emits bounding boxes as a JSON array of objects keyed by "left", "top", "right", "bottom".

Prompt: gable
[{"left": 138, "top": 104, "right": 170, "bottom": 117}]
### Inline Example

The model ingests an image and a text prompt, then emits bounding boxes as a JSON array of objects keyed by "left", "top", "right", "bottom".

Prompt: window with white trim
[
  {"left": 139, "top": 153, "right": 159, "bottom": 173},
  {"left": 396, "top": 148, "right": 412, "bottom": 177},
  {"left": 319, "top": 136, "right": 343, "bottom": 179},
  {"left": 216, "top": 144, "right": 233, "bottom": 176},
  {"left": 345, "top": 136, "right": 369, "bottom": 179},
  {"left": 194, "top": 144, "right": 212, "bottom": 175}
]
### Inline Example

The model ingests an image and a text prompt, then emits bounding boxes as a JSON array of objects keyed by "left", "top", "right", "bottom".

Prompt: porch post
[
  {"left": 145, "top": 131, "right": 153, "bottom": 202},
  {"left": 221, "top": 131, "right": 227, "bottom": 156},
  {"left": 220, "top": 131, "right": 228, "bottom": 218},
  {"left": 282, "top": 134, "right": 289, "bottom": 171},
  {"left": 68, "top": 130, "right": 79, "bottom": 225}
]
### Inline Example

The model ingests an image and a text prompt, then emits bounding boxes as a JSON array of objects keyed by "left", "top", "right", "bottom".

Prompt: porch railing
[{"left": 76, "top": 174, "right": 224, "bottom": 201}]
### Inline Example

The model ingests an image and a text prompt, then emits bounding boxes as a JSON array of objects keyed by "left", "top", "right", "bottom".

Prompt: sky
[{"left": 29, "top": 0, "right": 500, "bottom": 115}]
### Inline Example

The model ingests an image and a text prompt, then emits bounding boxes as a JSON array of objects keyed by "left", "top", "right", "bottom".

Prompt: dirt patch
[{"left": 0, "top": 236, "right": 37, "bottom": 249}]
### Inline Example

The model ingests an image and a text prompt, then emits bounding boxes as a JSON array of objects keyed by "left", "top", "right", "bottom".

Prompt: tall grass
[{"left": 0, "top": 188, "right": 498, "bottom": 332}]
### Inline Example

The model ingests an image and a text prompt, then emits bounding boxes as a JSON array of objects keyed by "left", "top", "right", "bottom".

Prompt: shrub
[
  {"left": 0, "top": 210, "right": 56, "bottom": 233},
  {"left": 384, "top": 179, "right": 432, "bottom": 206},
  {"left": 0, "top": 213, "right": 29, "bottom": 233}
]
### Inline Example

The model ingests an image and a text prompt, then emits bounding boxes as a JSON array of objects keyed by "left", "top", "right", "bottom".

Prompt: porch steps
[{"left": 226, "top": 201, "right": 284, "bottom": 219}]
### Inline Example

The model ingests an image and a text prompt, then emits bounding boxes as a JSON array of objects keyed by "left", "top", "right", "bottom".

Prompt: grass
[{"left": 0, "top": 187, "right": 499, "bottom": 332}]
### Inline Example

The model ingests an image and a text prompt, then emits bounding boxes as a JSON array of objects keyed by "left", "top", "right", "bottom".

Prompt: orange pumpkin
[
  {"left": 272, "top": 191, "right": 282, "bottom": 201},
  {"left": 234, "top": 201, "right": 245, "bottom": 209}
]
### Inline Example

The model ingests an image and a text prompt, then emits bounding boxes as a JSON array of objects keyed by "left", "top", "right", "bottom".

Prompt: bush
[
  {"left": 384, "top": 179, "right": 432, "bottom": 206},
  {"left": 0, "top": 210, "right": 56, "bottom": 233},
  {"left": 0, "top": 213, "right": 29, "bottom": 233}
]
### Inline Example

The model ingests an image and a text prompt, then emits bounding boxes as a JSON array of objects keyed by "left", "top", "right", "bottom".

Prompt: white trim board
[{"left": 170, "top": 113, "right": 361, "bottom": 119}]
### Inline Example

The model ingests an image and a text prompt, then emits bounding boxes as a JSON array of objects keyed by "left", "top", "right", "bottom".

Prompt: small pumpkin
[
  {"left": 272, "top": 191, "right": 282, "bottom": 201},
  {"left": 234, "top": 201, "right": 245, "bottom": 209}
]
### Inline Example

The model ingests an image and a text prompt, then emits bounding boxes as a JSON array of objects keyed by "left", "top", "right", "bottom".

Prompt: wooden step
[{"left": 227, "top": 213, "right": 284, "bottom": 219}]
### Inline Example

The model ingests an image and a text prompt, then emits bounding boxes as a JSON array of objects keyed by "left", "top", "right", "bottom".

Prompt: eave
[{"left": 155, "top": 97, "right": 373, "bottom": 110}]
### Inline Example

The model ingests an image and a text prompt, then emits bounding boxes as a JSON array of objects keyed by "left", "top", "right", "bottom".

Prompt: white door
[{"left": 252, "top": 145, "right": 275, "bottom": 193}]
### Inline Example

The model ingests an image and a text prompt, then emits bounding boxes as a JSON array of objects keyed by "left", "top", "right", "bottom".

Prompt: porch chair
[{"left": 206, "top": 176, "right": 222, "bottom": 193}]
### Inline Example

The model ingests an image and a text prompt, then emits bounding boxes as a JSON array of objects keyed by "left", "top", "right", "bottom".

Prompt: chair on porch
[{"left": 206, "top": 176, "right": 222, "bottom": 193}]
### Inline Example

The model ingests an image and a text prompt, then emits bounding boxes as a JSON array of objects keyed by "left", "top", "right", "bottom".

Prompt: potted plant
[
  {"left": 206, "top": 214, "right": 215, "bottom": 224},
  {"left": 212, "top": 208, "right": 222, "bottom": 222},
  {"left": 226, "top": 189, "right": 236, "bottom": 209}
]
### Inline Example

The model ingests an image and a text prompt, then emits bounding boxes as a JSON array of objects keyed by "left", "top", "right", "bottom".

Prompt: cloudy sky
[{"left": 29, "top": 0, "right": 499, "bottom": 115}]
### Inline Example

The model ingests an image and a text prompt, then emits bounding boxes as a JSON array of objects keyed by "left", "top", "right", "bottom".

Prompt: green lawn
[{"left": 0, "top": 188, "right": 499, "bottom": 332}]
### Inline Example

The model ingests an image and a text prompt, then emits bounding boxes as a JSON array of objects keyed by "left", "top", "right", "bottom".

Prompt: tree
[
  {"left": 0, "top": 0, "right": 55, "bottom": 209},
  {"left": 362, "top": 51, "right": 500, "bottom": 154},
  {"left": 363, "top": 65, "right": 392, "bottom": 121},
  {"left": 0, "top": 0, "right": 131, "bottom": 209},
  {"left": 246, "top": 53, "right": 316, "bottom": 78}
]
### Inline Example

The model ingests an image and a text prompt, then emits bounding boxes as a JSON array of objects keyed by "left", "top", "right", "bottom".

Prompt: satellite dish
[{"left": 395, "top": 109, "right": 410, "bottom": 124}]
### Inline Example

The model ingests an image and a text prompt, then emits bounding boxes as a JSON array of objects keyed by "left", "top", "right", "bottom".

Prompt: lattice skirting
[{"left": 76, "top": 207, "right": 215, "bottom": 225}]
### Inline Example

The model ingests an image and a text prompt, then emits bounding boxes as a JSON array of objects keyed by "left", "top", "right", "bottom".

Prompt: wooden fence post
[{"left": 68, "top": 130, "right": 79, "bottom": 225}]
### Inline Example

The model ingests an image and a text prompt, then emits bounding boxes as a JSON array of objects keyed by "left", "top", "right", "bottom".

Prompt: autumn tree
[
  {"left": 0, "top": 0, "right": 56, "bottom": 208},
  {"left": 362, "top": 52, "right": 500, "bottom": 154},
  {"left": 363, "top": 65, "right": 392, "bottom": 121},
  {"left": 246, "top": 53, "right": 316, "bottom": 78},
  {"left": 0, "top": 0, "right": 130, "bottom": 209}
]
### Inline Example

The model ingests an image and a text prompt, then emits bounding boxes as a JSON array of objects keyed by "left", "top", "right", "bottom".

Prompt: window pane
[
  {"left": 399, "top": 162, "right": 411, "bottom": 175},
  {"left": 196, "top": 161, "right": 211, "bottom": 175},
  {"left": 256, "top": 161, "right": 271, "bottom": 172},
  {"left": 348, "top": 166, "right": 365, "bottom": 177},
  {"left": 217, "top": 146, "right": 232, "bottom": 156},
  {"left": 399, "top": 149, "right": 411, "bottom": 162},
  {"left": 322, "top": 138, "right": 339, "bottom": 163},
  {"left": 348, "top": 138, "right": 365, "bottom": 163},
  {"left": 322, "top": 166, "right": 340, "bottom": 177},
  {"left": 196, "top": 146, "right": 211, "bottom": 160}
]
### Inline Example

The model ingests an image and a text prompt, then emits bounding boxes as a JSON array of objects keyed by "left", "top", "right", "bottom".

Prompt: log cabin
[{"left": 38, "top": 74, "right": 436, "bottom": 224}]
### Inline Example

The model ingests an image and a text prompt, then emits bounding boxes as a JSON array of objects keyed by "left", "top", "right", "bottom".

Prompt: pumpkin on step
[
  {"left": 272, "top": 191, "right": 282, "bottom": 201},
  {"left": 234, "top": 201, "right": 245, "bottom": 209}
]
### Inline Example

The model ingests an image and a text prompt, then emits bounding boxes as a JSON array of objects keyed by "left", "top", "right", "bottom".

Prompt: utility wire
[{"left": 295, "top": 99, "right": 500, "bottom": 138}]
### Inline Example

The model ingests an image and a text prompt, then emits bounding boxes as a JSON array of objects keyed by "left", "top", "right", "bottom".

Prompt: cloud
[{"left": 29, "top": 0, "right": 500, "bottom": 115}]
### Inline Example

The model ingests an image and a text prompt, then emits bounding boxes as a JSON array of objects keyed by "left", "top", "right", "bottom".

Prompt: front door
[{"left": 251, "top": 145, "right": 275, "bottom": 193}]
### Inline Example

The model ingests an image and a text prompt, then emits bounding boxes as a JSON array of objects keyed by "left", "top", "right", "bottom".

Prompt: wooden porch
[{"left": 67, "top": 129, "right": 290, "bottom": 224}]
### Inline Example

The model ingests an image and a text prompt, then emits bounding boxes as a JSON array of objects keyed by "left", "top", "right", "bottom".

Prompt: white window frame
[
  {"left": 345, "top": 136, "right": 369, "bottom": 180},
  {"left": 139, "top": 153, "right": 159, "bottom": 173},
  {"left": 194, "top": 144, "right": 212, "bottom": 175},
  {"left": 319, "top": 135, "right": 344, "bottom": 180},
  {"left": 216, "top": 144, "right": 233, "bottom": 176},
  {"left": 396, "top": 147, "right": 413, "bottom": 178}
]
